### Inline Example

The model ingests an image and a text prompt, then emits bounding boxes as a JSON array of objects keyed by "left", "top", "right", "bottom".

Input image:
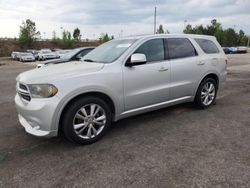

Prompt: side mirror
[{"left": 126, "top": 53, "right": 147, "bottom": 66}]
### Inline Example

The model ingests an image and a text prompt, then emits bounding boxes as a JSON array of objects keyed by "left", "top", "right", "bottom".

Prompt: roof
[{"left": 119, "top": 34, "right": 216, "bottom": 40}]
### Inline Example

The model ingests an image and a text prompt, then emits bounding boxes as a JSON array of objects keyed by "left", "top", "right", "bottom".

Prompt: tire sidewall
[
  {"left": 62, "top": 96, "right": 112, "bottom": 145},
  {"left": 195, "top": 78, "right": 217, "bottom": 108}
]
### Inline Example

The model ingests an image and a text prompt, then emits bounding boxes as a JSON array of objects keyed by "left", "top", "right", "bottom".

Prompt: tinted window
[
  {"left": 195, "top": 38, "right": 219, "bottom": 54},
  {"left": 167, "top": 38, "right": 197, "bottom": 59},
  {"left": 77, "top": 49, "right": 93, "bottom": 58},
  {"left": 135, "top": 39, "right": 165, "bottom": 62}
]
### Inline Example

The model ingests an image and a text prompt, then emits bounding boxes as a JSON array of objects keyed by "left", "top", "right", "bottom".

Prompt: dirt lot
[{"left": 0, "top": 55, "right": 250, "bottom": 188}]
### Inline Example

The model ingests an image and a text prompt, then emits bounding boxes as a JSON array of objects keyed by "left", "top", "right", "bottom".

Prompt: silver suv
[{"left": 15, "top": 34, "right": 227, "bottom": 144}]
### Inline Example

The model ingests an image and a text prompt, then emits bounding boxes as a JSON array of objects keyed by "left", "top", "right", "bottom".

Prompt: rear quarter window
[{"left": 195, "top": 38, "right": 220, "bottom": 54}]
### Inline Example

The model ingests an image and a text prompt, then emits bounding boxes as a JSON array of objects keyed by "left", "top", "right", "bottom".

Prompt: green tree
[
  {"left": 62, "top": 30, "right": 74, "bottom": 48},
  {"left": 73, "top": 28, "right": 81, "bottom": 41},
  {"left": 18, "top": 19, "right": 40, "bottom": 48},
  {"left": 51, "top": 30, "right": 60, "bottom": 45},
  {"left": 182, "top": 19, "right": 249, "bottom": 47},
  {"left": 99, "top": 33, "right": 112, "bottom": 44},
  {"left": 183, "top": 24, "right": 193, "bottom": 34},
  {"left": 157, "top": 24, "right": 164, "bottom": 34}
]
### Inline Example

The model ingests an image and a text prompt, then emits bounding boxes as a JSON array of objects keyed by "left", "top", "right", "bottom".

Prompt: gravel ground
[{"left": 0, "top": 54, "right": 250, "bottom": 188}]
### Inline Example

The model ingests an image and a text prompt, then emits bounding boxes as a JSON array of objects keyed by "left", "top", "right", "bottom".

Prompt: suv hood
[
  {"left": 17, "top": 61, "right": 104, "bottom": 84},
  {"left": 38, "top": 58, "right": 69, "bottom": 65}
]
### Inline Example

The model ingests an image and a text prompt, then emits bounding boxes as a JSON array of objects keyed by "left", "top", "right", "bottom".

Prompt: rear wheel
[
  {"left": 195, "top": 78, "right": 217, "bottom": 108},
  {"left": 62, "top": 96, "right": 112, "bottom": 145}
]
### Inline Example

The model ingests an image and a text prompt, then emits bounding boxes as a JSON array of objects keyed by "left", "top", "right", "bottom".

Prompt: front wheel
[
  {"left": 62, "top": 96, "right": 112, "bottom": 145},
  {"left": 195, "top": 78, "right": 217, "bottom": 108}
]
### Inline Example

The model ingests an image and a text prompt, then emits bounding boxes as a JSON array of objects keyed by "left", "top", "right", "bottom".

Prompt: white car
[
  {"left": 38, "top": 49, "right": 59, "bottom": 61},
  {"left": 55, "top": 50, "right": 72, "bottom": 58},
  {"left": 237, "top": 46, "right": 247, "bottom": 53},
  {"left": 11, "top": 51, "right": 20, "bottom": 60},
  {"left": 19, "top": 53, "right": 35, "bottom": 62}
]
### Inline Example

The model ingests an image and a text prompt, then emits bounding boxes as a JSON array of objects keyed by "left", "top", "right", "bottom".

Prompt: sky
[{"left": 0, "top": 0, "right": 250, "bottom": 39}]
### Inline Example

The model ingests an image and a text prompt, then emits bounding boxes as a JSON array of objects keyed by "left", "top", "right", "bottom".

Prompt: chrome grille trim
[{"left": 17, "top": 82, "right": 31, "bottom": 101}]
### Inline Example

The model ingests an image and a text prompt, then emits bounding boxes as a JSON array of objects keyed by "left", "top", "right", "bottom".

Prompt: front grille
[
  {"left": 17, "top": 83, "right": 31, "bottom": 101},
  {"left": 19, "top": 83, "right": 28, "bottom": 91},
  {"left": 19, "top": 93, "right": 31, "bottom": 101}
]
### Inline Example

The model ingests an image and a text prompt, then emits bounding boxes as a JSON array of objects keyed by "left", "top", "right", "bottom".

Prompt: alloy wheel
[
  {"left": 73, "top": 103, "right": 106, "bottom": 139},
  {"left": 201, "top": 82, "right": 215, "bottom": 106}
]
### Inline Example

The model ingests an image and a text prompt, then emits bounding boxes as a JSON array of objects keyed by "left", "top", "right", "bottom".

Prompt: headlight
[{"left": 28, "top": 84, "right": 58, "bottom": 98}]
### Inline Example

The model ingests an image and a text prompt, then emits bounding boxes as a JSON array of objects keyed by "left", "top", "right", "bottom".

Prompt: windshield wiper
[{"left": 83, "top": 59, "right": 95, "bottom": 62}]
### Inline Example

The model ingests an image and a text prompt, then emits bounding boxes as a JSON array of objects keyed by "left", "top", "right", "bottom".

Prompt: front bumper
[
  {"left": 15, "top": 94, "right": 60, "bottom": 137},
  {"left": 23, "top": 58, "right": 35, "bottom": 61}
]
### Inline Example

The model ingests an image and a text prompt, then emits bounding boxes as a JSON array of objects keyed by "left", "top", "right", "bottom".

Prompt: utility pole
[
  {"left": 184, "top": 20, "right": 187, "bottom": 31},
  {"left": 247, "top": 36, "right": 250, "bottom": 48},
  {"left": 154, "top": 6, "right": 157, "bottom": 34}
]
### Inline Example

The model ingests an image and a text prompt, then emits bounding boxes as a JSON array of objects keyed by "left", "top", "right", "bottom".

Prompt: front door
[{"left": 122, "top": 38, "right": 170, "bottom": 111}]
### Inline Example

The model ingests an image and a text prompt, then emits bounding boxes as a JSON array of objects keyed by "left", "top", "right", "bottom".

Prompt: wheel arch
[
  {"left": 195, "top": 73, "right": 219, "bottom": 97},
  {"left": 57, "top": 91, "right": 116, "bottom": 135}
]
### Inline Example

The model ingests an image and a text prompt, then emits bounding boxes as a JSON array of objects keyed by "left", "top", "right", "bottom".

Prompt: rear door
[{"left": 167, "top": 38, "right": 205, "bottom": 100}]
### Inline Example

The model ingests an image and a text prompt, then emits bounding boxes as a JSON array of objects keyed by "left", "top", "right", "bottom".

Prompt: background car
[
  {"left": 15, "top": 52, "right": 23, "bottom": 61},
  {"left": 237, "top": 46, "right": 247, "bottom": 53},
  {"left": 223, "top": 47, "right": 237, "bottom": 54},
  {"left": 19, "top": 52, "right": 35, "bottom": 62},
  {"left": 55, "top": 49, "right": 72, "bottom": 58},
  {"left": 11, "top": 51, "right": 20, "bottom": 60},
  {"left": 27, "top": 49, "right": 39, "bottom": 60},
  {"left": 38, "top": 49, "right": 59, "bottom": 61},
  {"left": 36, "top": 47, "right": 95, "bottom": 68}
]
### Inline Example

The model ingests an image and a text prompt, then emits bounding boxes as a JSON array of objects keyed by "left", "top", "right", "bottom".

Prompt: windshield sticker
[{"left": 116, "top": 43, "right": 132, "bottom": 48}]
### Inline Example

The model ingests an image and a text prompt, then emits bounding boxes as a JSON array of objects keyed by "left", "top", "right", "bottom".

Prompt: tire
[
  {"left": 195, "top": 78, "right": 217, "bottom": 109},
  {"left": 62, "top": 96, "right": 112, "bottom": 145}
]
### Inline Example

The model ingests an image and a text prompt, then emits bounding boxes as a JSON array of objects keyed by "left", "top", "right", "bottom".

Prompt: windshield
[
  {"left": 61, "top": 50, "right": 76, "bottom": 59},
  {"left": 82, "top": 39, "right": 137, "bottom": 63}
]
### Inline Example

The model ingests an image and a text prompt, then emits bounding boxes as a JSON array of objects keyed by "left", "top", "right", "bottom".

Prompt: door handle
[
  {"left": 197, "top": 61, "right": 205, "bottom": 65},
  {"left": 158, "top": 67, "right": 169, "bottom": 72}
]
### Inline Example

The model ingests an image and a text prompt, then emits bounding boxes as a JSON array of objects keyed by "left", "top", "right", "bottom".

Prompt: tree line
[
  {"left": 183, "top": 19, "right": 249, "bottom": 47},
  {"left": 18, "top": 19, "right": 114, "bottom": 48},
  {"left": 18, "top": 19, "right": 249, "bottom": 49}
]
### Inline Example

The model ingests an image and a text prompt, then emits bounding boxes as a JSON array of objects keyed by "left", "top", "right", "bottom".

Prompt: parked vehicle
[
  {"left": 27, "top": 50, "right": 39, "bottom": 60},
  {"left": 11, "top": 51, "right": 20, "bottom": 60},
  {"left": 19, "top": 53, "right": 35, "bottom": 62},
  {"left": 16, "top": 52, "right": 23, "bottom": 61},
  {"left": 15, "top": 34, "right": 227, "bottom": 145},
  {"left": 38, "top": 49, "right": 59, "bottom": 61},
  {"left": 52, "top": 48, "right": 62, "bottom": 52},
  {"left": 36, "top": 47, "right": 94, "bottom": 68},
  {"left": 237, "top": 46, "right": 247, "bottom": 53},
  {"left": 54, "top": 50, "right": 72, "bottom": 58}
]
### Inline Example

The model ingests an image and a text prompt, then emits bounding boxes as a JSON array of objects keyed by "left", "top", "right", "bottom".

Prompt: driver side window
[{"left": 134, "top": 39, "right": 165, "bottom": 63}]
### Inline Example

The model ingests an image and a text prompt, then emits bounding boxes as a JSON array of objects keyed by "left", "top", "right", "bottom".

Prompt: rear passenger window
[
  {"left": 195, "top": 38, "right": 219, "bottom": 54},
  {"left": 167, "top": 38, "right": 197, "bottom": 59},
  {"left": 135, "top": 39, "right": 165, "bottom": 63}
]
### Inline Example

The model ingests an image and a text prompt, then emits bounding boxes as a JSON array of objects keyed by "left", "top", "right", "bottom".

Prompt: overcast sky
[{"left": 0, "top": 0, "right": 249, "bottom": 39}]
